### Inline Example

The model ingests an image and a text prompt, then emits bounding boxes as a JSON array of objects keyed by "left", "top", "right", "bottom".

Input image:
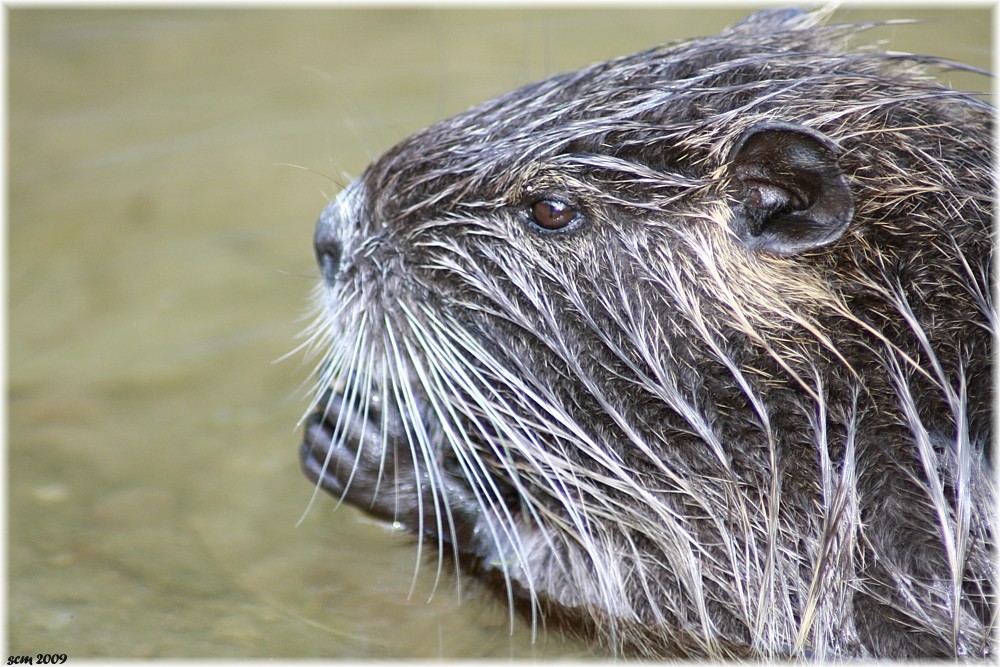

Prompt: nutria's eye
[{"left": 530, "top": 199, "right": 578, "bottom": 231}]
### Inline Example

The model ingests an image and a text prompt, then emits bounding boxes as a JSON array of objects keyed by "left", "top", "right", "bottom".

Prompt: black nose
[{"left": 314, "top": 208, "right": 342, "bottom": 284}]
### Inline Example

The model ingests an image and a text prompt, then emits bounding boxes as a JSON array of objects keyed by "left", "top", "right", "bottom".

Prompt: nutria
[{"left": 297, "top": 8, "right": 995, "bottom": 659}]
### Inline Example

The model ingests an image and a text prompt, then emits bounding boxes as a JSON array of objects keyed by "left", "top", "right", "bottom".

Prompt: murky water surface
[{"left": 8, "top": 8, "right": 990, "bottom": 658}]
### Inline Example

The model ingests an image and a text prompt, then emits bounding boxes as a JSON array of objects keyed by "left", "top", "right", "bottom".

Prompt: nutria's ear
[{"left": 725, "top": 121, "right": 854, "bottom": 255}]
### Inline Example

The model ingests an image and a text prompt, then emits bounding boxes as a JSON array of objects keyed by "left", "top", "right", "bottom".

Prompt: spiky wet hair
[{"left": 299, "top": 8, "right": 994, "bottom": 659}]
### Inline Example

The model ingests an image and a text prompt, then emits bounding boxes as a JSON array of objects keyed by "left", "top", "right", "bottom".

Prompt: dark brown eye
[{"left": 531, "top": 199, "right": 577, "bottom": 230}]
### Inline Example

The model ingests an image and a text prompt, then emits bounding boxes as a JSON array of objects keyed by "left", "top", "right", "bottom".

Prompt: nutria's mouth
[
  {"left": 300, "top": 385, "right": 499, "bottom": 549},
  {"left": 299, "top": 395, "right": 342, "bottom": 496},
  {"left": 299, "top": 383, "right": 461, "bottom": 528},
  {"left": 299, "top": 386, "right": 413, "bottom": 524}
]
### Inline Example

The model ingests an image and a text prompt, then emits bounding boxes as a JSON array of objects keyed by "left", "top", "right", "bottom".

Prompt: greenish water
[{"left": 7, "top": 7, "right": 990, "bottom": 658}]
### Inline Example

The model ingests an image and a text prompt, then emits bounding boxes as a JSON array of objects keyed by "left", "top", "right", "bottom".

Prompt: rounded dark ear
[{"left": 725, "top": 121, "right": 854, "bottom": 255}]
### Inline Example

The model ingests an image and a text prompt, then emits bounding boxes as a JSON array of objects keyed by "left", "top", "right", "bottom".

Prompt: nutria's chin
[{"left": 297, "top": 8, "right": 995, "bottom": 660}]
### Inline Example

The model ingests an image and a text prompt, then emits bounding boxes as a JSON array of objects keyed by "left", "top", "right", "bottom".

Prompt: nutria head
[{"left": 299, "top": 9, "right": 994, "bottom": 659}]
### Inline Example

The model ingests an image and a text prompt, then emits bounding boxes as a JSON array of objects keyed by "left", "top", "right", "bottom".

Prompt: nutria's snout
[
  {"left": 313, "top": 215, "right": 342, "bottom": 285},
  {"left": 296, "top": 7, "right": 995, "bottom": 660}
]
